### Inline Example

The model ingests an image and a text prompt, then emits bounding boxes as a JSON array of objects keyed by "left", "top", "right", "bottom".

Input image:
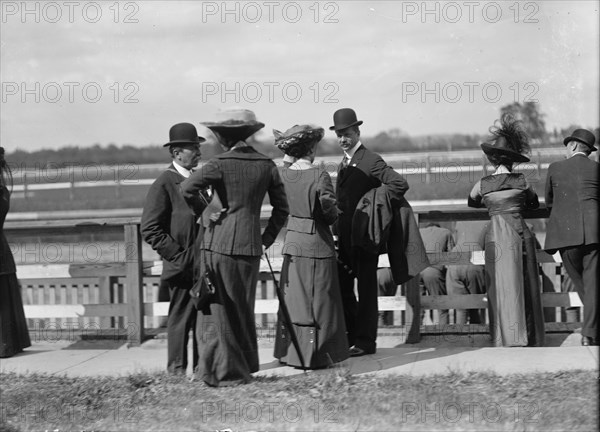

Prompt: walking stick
[{"left": 264, "top": 254, "right": 307, "bottom": 371}]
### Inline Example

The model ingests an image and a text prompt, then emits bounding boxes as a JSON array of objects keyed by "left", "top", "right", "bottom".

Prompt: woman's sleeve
[
  {"left": 524, "top": 181, "right": 540, "bottom": 209},
  {"left": 467, "top": 180, "right": 483, "bottom": 208},
  {"left": 181, "top": 159, "right": 221, "bottom": 213},
  {"left": 316, "top": 169, "right": 338, "bottom": 226}
]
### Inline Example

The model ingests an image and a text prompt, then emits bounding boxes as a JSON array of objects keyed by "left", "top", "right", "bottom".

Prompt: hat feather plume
[{"left": 489, "top": 113, "right": 531, "bottom": 156}]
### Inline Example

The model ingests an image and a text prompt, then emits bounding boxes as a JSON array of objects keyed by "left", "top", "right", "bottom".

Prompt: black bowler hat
[
  {"left": 563, "top": 128, "right": 597, "bottom": 152},
  {"left": 164, "top": 123, "right": 205, "bottom": 147},
  {"left": 329, "top": 108, "right": 363, "bottom": 131}
]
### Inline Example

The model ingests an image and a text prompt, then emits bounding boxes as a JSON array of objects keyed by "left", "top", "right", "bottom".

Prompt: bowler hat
[
  {"left": 202, "top": 107, "right": 265, "bottom": 140},
  {"left": 164, "top": 123, "right": 205, "bottom": 147},
  {"left": 563, "top": 128, "right": 597, "bottom": 152},
  {"left": 329, "top": 108, "right": 363, "bottom": 131},
  {"left": 481, "top": 136, "right": 530, "bottom": 163}
]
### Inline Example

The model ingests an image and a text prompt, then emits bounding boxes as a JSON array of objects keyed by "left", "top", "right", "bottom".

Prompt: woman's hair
[
  {"left": 284, "top": 139, "right": 318, "bottom": 159},
  {"left": 485, "top": 152, "right": 515, "bottom": 170},
  {"left": 274, "top": 126, "right": 324, "bottom": 159},
  {"left": 0, "top": 146, "right": 13, "bottom": 191}
]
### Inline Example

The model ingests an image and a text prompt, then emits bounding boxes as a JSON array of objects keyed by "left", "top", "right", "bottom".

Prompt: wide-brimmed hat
[
  {"left": 202, "top": 107, "right": 265, "bottom": 140},
  {"left": 563, "top": 128, "right": 597, "bottom": 152},
  {"left": 329, "top": 108, "right": 363, "bottom": 131},
  {"left": 273, "top": 124, "right": 325, "bottom": 156},
  {"left": 164, "top": 123, "right": 205, "bottom": 147},
  {"left": 480, "top": 136, "right": 530, "bottom": 163}
]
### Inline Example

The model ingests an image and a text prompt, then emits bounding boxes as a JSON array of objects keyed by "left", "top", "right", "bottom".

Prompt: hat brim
[
  {"left": 329, "top": 120, "right": 363, "bottom": 131},
  {"left": 163, "top": 137, "right": 205, "bottom": 148},
  {"left": 481, "top": 143, "right": 530, "bottom": 162},
  {"left": 202, "top": 121, "right": 265, "bottom": 138},
  {"left": 563, "top": 136, "right": 597, "bottom": 151}
]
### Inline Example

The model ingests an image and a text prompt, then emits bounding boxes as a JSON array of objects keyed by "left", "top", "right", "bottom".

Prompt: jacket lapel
[{"left": 338, "top": 145, "right": 367, "bottom": 187}]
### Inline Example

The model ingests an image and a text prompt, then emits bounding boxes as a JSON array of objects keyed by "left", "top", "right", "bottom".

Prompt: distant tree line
[{"left": 5, "top": 103, "right": 598, "bottom": 168}]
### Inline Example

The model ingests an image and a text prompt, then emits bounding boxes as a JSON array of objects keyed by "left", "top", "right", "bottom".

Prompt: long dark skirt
[
  {"left": 0, "top": 273, "right": 31, "bottom": 357},
  {"left": 274, "top": 255, "right": 348, "bottom": 368},
  {"left": 195, "top": 251, "right": 260, "bottom": 387},
  {"left": 485, "top": 214, "right": 545, "bottom": 347}
]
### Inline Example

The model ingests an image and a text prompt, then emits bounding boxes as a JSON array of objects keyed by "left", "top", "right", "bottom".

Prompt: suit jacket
[
  {"left": 141, "top": 164, "right": 207, "bottom": 283},
  {"left": 452, "top": 220, "right": 488, "bottom": 252},
  {"left": 181, "top": 146, "right": 289, "bottom": 256},
  {"left": 351, "top": 184, "right": 430, "bottom": 284},
  {"left": 336, "top": 145, "right": 409, "bottom": 254},
  {"left": 544, "top": 154, "right": 599, "bottom": 253}
]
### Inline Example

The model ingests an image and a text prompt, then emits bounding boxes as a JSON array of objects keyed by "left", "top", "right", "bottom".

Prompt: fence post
[
  {"left": 23, "top": 173, "right": 28, "bottom": 200},
  {"left": 405, "top": 211, "right": 422, "bottom": 343},
  {"left": 98, "top": 276, "right": 115, "bottom": 329},
  {"left": 69, "top": 176, "right": 75, "bottom": 201},
  {"left": 124, "top": 223, "right": 144, "bottom": 345}
]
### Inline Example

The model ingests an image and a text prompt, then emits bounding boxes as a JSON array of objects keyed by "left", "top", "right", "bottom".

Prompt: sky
[{"left": 1, "top": 0, "right": 598, "bottom": 152}]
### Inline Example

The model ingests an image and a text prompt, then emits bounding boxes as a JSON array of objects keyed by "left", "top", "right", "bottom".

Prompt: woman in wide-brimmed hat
[
  {"left": 181, "top": 108, "right": 289, "bottom": 387},
  {"left": 468, "top": 114, "right": 545, "bottom": 347},
  {"left": 272, "top": 125, "right": 349, "bottom": 369}
]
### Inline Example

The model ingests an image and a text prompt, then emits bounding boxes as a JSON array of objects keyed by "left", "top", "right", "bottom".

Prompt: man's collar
[
  {"left": 290, "top": 158, "right": 314, "bottom": 169},
  {"left": 492, "top": 165, "right": 511, "bottom": 175},
  {"left": 172, "top": 160, "right": 192, "bottom": 178},
  {"left": 569, "top": 151, "right": 588, "bottom": 159},
  {"left": 344, "top": 141, "right": 362, "bottom": 159}
]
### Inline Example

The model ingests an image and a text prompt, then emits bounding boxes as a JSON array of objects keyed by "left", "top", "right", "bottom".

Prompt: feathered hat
[
  {"left": 480, "top": 114, "right": 531, "bottom": 163},
  {"left": 202, "top": 107, "right": 265, "bottom": 141},
  {"left": 273, "top": 124, "right": 325, "bottom": 158}
]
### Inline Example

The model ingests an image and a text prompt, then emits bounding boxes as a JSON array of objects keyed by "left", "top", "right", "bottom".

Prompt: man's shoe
[
  {"left": 581, "top": 336, "right": 598, "bottom": 346},
  {"left": 349, "top": 346, "right": 375, "bottom": 357}
]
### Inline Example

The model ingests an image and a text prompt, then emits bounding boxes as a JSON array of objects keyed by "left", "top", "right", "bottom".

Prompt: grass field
[{"left": 1, "top": 369, "right": 597, "bottom": 431}]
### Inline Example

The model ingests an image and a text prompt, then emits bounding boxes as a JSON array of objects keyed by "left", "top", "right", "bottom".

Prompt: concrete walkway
[{"left": 1, "top": 331, "right": 597, "bottom": 378}]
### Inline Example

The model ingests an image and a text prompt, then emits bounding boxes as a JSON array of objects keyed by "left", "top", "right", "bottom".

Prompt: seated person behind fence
[
  {"left": 446, "top": 220, "right": 488, "bottom": 325},
  {"left": 419, "top": 223, "right": 455, "bottom": 326},
  {"left": 272, "top": 124, "right": 348, "bottom": 369}
]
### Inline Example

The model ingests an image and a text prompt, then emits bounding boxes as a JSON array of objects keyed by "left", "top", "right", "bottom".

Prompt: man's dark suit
[
  {"left": 336, "top": 144, "right": 408, "bottom": 352},
  {"left": 544, "top": 154, "right": 599, "bottom": 340},
  {"left": 141, "top": 164, "right": 207, "bottom": 373}
]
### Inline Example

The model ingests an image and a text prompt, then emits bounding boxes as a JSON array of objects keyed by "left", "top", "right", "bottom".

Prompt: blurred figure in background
[
  {"left": 0, "top": 146, "right": 31, "bottom": 358},
  {"left": 419, "top": 223, "right": 455, "bottom": 326},
  {"left": 446, "top": 221, "right": 488, "bottom": 325}
]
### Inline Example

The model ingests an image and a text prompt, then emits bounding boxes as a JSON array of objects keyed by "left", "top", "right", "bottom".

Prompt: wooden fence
[{"left": 6, "top": 208, "right": 581, "bottom": 345}]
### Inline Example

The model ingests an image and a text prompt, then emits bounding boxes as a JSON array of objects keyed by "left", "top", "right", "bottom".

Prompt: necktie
[{"left": 340, "top": 155, "right": 349, "bottom": 170}]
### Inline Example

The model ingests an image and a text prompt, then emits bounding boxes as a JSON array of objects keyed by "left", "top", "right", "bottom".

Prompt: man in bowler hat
[
  {"left": 331, "top": 108, "right": 410, "bottom": 356},
  {"left": 141, "top": 123, "right": 211, "bottom": 372},
  {"left": 544, "top": 128, "right": 599, "bottom": 346}
]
